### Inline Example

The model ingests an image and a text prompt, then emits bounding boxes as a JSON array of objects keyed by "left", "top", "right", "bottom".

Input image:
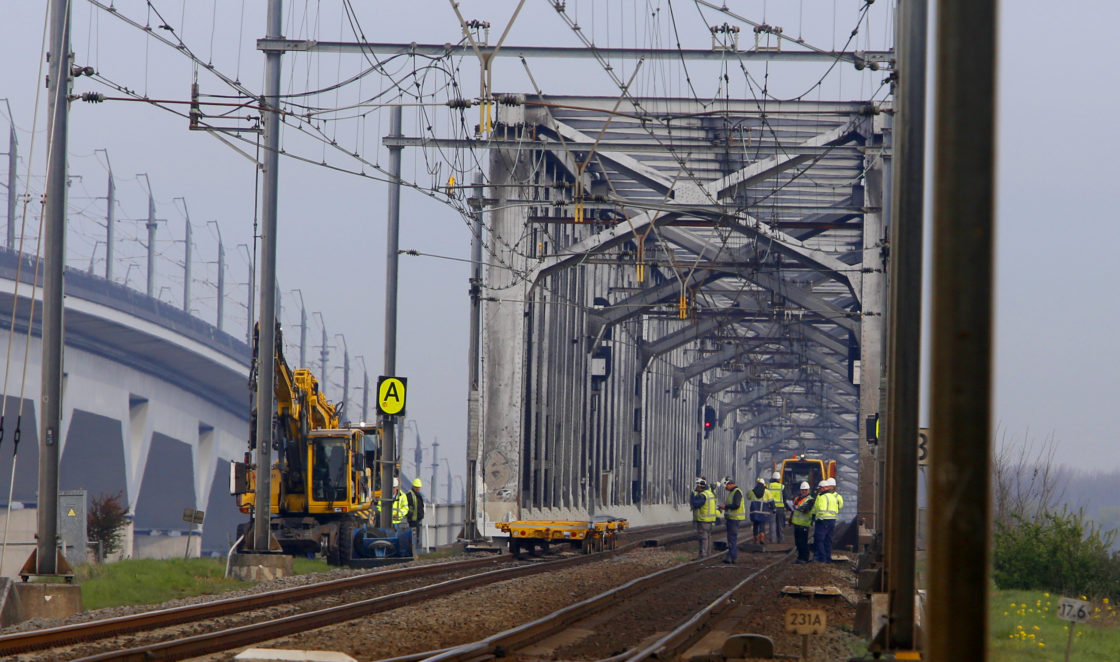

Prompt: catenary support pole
[
  {"left": 379, "top": 104, "right": 403, "bottom": 529},
  {"left": 362, "top": 369, "right": 369, "bottom": 422},
  {"left": 298, "top": 294, "right": 307, "bottom": 367},
  {"left": 245, "top": 244, "right": 255, "bottom": 344},
  {"left": 146, "top": 188, "right": 157, "bottom": 297},
  {"left": 181, "top": 202, "right": 192, "bottom": 312},
  {"left": 251, "top": 0, "right": 283, "bottom": 554},
  {"left": 37, "top": 0, "right": 71, "bottom": 576},
  {"left": 7, "top": 117, "right": 17, "bottom": 250},
  {"left": 884, "top": 0, "right": 927, "bottom": 651},
  {"left": 431, "top": 437, "right": 439, "bottom": 509},
  {"left": 104, "top": 163, "right": 114, "bottom": 280},
  {"left": 412, "top": 421, "right": 422, "bottom": 479},
  {"left": 319, "top": 318, "right": 328, "bottom": 380},
  {"left": 928, "top": 0, "right": 997, "bottom": 660},
  {"left": 461, "top": 172, "right": 484, "bottom": 540},
  {"left": 215, "top": 236, "right": 224, "bottom": 331},
  {"left": 341, "top": 340, "right": 349, "bottom": 419}
]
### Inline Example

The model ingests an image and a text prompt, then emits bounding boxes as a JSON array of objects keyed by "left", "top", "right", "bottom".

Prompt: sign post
[
  {"left": 1056, "top": 596, "right": 1090, "bottom": 662},
  {"left": 785, "top": 608, "right": 826, "bottom": 660},
  {"left": 182, "top": 509, "right": 205, "bottom": 559}
]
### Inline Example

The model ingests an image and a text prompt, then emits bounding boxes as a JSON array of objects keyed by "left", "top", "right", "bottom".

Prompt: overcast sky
[{"left": 1, "top": 0, "right": 1116, "bottom": 488}]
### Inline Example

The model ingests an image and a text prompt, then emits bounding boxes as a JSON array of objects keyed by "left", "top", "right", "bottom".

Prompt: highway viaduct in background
[{"left": 0, "top": 246, "right": 250, "bottom": 569}]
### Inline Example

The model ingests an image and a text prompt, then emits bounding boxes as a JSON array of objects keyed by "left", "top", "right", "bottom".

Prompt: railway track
[
  {"left": 384, "top": 548, "right": 793, "bottom": 662},
  {"left": 3, "top": 523, "right": 695, "bottom": 661}
]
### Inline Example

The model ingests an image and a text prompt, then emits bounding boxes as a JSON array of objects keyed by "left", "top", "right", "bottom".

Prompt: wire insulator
[
  {"left": 80, "top": 92, "right": 105, "bottom": 103},
  {"left": 448, "top": 98, "right": 473, "bottom": 110},
  {"left": 497, "top": 93, "right": 525, "bottom": 107}
]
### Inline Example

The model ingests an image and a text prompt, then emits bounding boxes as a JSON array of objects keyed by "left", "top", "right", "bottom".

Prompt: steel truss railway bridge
[{"left": 463, "top": 95, "right": 883, "bottom": 532}]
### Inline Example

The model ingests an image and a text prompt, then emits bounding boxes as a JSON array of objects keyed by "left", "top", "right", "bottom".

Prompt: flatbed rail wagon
[{"left": 497, "top": 518, "right": 628, "bottom": 557}]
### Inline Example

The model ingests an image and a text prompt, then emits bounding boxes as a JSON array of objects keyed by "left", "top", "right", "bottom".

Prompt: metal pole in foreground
[
  {"left": 928, "top": 1, "right": 997, "bottom": 660},
  {"left": 37, "top": 0, "right": 71, "bottom": 576},
  {"left": 251, "top": 0, "right": 283, "bottom": 554},
  {"left": 462, "top": 172, "right": 484, "bottom": 540},
  {"left": 884, "top": 0, "right": 928, "bottom": 651},
  {"left": 379, "top": 104, "right": 403, "bottom": 530}
]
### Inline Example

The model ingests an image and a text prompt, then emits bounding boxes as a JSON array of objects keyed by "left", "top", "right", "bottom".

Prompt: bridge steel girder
[
  {"left": 530, "top": 116, "right": 872, "bottom": 293},
  {"left": 733, "top": 410, "right": 782, "bottom": 439},
  {"left": 677, "top": 340, "right": 786, "bottom": 388},
  {"left": 544, "top": 118, "right": 676, "bottom": 194},
  {"left": 590, "top": 267, "right": 724, "bottom": 334},
  {"left": 638, "top": 314, "right": 756, "bottom": 363},
  {"left": 744, "top": 427, "right": 802, "bottom": 463},
  {"left": 717, "top": 382, "right": 788, "bottom": 423},
  {"left": 700, "top": 354, "right": 800, "bottom": 397},
  {"left": 658, "top": 227, "right": 861, "bottom": 336}
]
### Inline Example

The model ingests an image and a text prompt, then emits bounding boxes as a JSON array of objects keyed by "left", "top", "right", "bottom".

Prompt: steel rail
[
  {"left": 417, "top": 555, "right": 718, "bottom": 662},
  {"left": 0, "top": 522, "right": 689, "bottom": 657},
  {"left": 0, "top": 555, "right": 504, "bottom": 656},
  {"left": 618, "top": 549, "right": 794, "bottom": 661},
  {"left": 64, "top": 525, "right": 695, "bottom": 661},
  {"left": 396, "top": 546, "right": 791, "bottom": 662}
]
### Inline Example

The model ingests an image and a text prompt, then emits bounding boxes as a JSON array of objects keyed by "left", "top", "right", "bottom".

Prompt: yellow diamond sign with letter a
[{"left": 377, "top": 376, "right": 407, "bottom": 416}]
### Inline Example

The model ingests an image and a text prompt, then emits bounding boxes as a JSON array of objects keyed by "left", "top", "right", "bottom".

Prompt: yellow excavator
[{"left": 232, "top": 324, "right": 384, "bottom": 564}]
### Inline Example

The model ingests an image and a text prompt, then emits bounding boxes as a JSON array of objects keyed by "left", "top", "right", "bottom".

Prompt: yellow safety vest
[
  {"left": 725, "top": 487, "right": 746, "bottom": 520},
  {"left": 695, "top": 489, "right": 718, "bottom": 523},
  {"left": 392, "top": 491, "right": 409, "bottom": 524},
  {"left": 812, "top": 491, "right": 841, "bottom": 520},
  {"left": 765, "top": 481, "right": 784, "bottom": 508},
  {"left": 791, "top": 494, "right": 814, "bottom": 527}
]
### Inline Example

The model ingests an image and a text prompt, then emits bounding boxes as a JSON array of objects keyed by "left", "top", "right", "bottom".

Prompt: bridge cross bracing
[{"left": 477, "top": 95, "right": 885, "bottom": 529}]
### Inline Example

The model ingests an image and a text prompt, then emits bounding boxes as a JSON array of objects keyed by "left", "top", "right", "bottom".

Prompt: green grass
[
  {"left": 291, "top": 556, "right": 331, "bottom": 575},
  {"left": 990, "top": 589, "right": 1120, "bottom": 661},
  {"left": 75, "top": 556, "right": 333, "bottom": 611},
  {"left": 75, "top": 558, "right": 253, "bottom": 610}
]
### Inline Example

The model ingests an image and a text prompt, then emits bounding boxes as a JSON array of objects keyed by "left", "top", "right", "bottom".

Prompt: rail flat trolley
[{"left": 497, "top": 517, "right": 628, "bottom": 557}]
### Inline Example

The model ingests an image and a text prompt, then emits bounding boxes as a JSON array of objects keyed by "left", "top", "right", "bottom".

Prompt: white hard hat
[
  {"left": 818, "top": 479, "right": 829, "bottom": 489},
  {"left": 393, "top": 477, "right": 400, "bottom": 488},
  {"left": 826, "top": 478, "right": 837, "bottom": 487},
  {"left": 800, "top": 481, "right": 810, "bottom": 490},
  {"left": 772, "top": 471, "right": 781, "bottom": 480}
]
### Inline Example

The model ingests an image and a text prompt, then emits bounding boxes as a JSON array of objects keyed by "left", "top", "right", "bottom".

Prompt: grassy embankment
[
  {"left": 990, "top": 589, "right": 1120, "bottom": 661},
  {"left": 75, "top": 556, "right": 329, "bottom": 611}
]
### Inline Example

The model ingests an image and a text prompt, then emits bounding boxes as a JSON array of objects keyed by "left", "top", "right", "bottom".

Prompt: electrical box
[{"left": 57, "top": 489, "right": 87, "bottom": 568}]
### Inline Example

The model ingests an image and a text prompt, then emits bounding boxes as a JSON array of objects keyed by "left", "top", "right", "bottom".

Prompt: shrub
[
  {"left": 88, "top": 491, "right": 129, "bottom": 562},
  {"left": 993, "top": 507, "right": 1120, "bottom": 599}
]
